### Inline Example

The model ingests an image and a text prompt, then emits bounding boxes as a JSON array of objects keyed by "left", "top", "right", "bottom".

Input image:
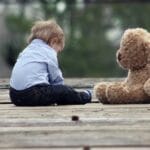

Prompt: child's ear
[{"left": 50, "top": 37, "right": 58, "bottom": 46}]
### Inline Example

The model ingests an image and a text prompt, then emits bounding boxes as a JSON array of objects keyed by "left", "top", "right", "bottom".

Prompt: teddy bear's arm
[
  {"left": 94, "top": 82, "right": 110, "bottom": 104},
  {"left": 144, "top": 78, "right": 150, "bottom": 96}
]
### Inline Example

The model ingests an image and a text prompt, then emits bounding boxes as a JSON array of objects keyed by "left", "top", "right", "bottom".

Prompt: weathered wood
[
  {"left": 0, "top": 128, "right": 150, "bottom": 148},
  {"left": 1, "top": 148, "right": 150, "bottom": 150},
  {"left": 64, "top": 78, "right": 124, "bottom": 88},
  {"left": 0, "top": 89, "right": 10, "bottom": 103},
  {"left": 0, "top": 103, "right": 150, "bottom": 122},
  {"left": 0, "top": 78, "right": 124, "bottom": 89},
  {"left": 0, "top": 103, "right": 149, "bottom": 148},
  {"left": 0, "top": 78, "right": 150, "bottom": 149}
]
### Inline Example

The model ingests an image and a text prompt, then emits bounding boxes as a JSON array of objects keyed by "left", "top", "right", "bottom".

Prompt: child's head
[{"left": 27, "top": 19, "right": 65, "bottom": 52}]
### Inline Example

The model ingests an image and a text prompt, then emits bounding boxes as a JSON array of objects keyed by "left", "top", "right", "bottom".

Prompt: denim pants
[{"left": 9, "top": 84, "right": 91, "bottom": 106}]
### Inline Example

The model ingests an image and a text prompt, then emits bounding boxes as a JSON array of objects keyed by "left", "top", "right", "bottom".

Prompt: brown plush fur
[{"left": 94, "top": 28, "right": 150, "bottom": 104}]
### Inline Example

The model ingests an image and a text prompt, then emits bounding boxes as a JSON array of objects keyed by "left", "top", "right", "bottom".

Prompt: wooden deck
[{"left": 0, "top": 78, "right": 150, "bottom": 150}]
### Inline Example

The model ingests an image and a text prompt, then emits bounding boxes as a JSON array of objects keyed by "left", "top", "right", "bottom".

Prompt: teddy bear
[{"left": 94, "top": 28, "right": 150, "bottom": 104}]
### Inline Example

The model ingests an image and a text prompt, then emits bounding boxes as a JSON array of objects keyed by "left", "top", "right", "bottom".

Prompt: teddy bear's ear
[{"left": 120, "top": 28, "right": 148, "bottom": 48}]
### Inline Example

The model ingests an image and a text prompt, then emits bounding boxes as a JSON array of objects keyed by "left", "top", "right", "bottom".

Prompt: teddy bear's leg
[
  {"left": 106, "top": 83, "right": 133, "bottom": 104},
  {"left": 106, "top": 83, "right": 147, "bottom": 104},
  {"left": 94, "top": 82, "right": 110, "bottom": 104}
]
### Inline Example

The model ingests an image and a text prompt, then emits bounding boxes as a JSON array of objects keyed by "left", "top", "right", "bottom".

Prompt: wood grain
[{"left": 0, "top": 78, "right": 149, "bottom": 149}]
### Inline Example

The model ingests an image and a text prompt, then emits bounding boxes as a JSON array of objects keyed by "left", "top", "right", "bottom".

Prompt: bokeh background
[{"left": 0, "top": 0, "right": 150, "bottom": 78}]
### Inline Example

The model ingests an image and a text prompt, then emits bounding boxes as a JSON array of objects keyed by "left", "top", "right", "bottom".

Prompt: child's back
[{"left": 10, "top": 39, "right": 63, "bottom": 90}]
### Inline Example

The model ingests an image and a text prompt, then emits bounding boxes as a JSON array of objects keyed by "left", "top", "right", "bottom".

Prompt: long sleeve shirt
[{"left": 10, "top": 39, "right": 64, "bottom": 90}]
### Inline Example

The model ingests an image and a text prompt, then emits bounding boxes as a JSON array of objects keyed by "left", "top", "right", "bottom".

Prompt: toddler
[{"left": 9, "top": 19, "right": 91, "bottom": 106}]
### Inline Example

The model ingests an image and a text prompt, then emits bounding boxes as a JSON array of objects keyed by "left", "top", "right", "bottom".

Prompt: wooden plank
[
  {"left": 93, "top": 148, "right": 150, "bottom": 150},
  {"left": 0, "top": 78, "right": 9, "bottom": 88},
  {"left": 1, "top": 147, "right": 150, "bottom": 150},
  {"left": 0, "top": 78, "right": 124, "bottom": 89},
  {"left": 0, "top": 104, "right": 150, "bottom": 119},
  {"left": 0, "top": 89, "right": 10, "bottom": 103},
  {"left": 0, "top": 127, "right": 150, "bottom": 148},
  {"left": 64, "top": 78, "right": 124, "bottom": 88},
  {"left": 0, "top": 117, "right": 150, "bottom": 127},
  {"left": 0, "top": 78, "right": 150, "bottom": 148},
  {"left": 1, "top": 124, "right": 150, "bottom": 131},
  {"left": 1, "top": 149, "right": 81, "bottom": 150},
  {"left": 0, "top": 103, "right": 149, "bottom": 148}
]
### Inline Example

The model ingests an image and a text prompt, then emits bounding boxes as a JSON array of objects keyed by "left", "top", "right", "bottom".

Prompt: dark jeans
[{"left": 9, "top": 84, "right": 91, "bottom": 106}]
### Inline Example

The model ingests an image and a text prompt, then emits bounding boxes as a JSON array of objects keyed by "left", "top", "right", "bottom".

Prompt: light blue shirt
[{"left": 10, "top": 39, "right": 64, "bottom": 90}]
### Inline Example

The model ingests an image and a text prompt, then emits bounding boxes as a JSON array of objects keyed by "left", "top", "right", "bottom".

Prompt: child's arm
[{"left": 47, "top": 61, "right": 64, "bottom": 85}]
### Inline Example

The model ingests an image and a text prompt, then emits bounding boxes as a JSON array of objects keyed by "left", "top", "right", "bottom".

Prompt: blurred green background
[{"left": 0, "top": 0, "right": 150, "bottom": 78}]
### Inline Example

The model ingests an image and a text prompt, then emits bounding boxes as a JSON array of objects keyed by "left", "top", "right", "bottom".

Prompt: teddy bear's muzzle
[{"left": 117, "top": 52, "right": 122, "bottom": 61}]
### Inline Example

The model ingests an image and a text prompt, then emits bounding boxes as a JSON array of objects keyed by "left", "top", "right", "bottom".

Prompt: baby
[{"left": 9, "top": 19, "right": 91, "bottom": 106}]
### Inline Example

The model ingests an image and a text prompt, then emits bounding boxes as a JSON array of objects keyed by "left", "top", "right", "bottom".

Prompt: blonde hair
[{"left": 27, "top": 19, "right": 65, "bottom": 46}]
